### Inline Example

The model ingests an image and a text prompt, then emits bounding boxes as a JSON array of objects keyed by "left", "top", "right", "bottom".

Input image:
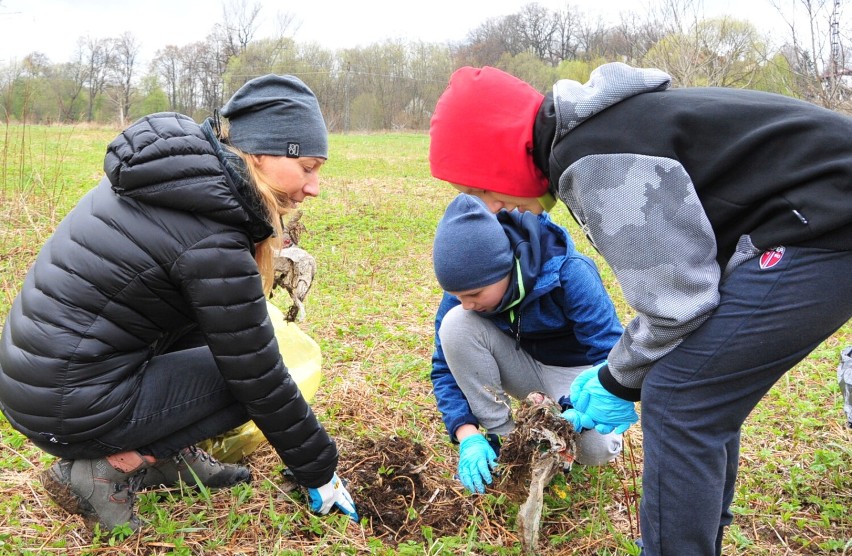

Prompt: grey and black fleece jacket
[
  {"left": 533, "top": 63, "right": 852, "bottom": 401},
  {"left": 0, "top": 112, "right": 337, "bottom": 487}
]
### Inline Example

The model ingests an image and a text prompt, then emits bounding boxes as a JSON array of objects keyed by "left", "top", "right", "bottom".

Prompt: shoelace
[
  {"left": 113, "top": 470, "right": 147, "bottom": 501},
  {"left": 128, "top": 470, "right": 147, "bottom": 493},
  {"left": 180, "top": 446, "right": 216, "bottom": 467}
]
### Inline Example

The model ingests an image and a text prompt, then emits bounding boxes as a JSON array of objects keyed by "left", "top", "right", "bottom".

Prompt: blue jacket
[{"left": 430, "top": 210, "right": 623, "bottom": 438}]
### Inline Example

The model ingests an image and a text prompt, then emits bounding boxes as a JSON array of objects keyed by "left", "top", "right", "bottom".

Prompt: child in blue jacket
[{"left": 431, "top": 194, "right": 625, "bottom": 493}]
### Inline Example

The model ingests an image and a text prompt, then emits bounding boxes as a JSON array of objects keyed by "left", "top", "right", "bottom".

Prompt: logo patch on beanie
[{"left": 286, "top": 142, "right": 300, "bottom": 158}]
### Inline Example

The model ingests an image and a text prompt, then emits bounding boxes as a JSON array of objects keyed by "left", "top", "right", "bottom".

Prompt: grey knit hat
[
  {"left": 433, "top": 194, "right": 513, "bottom": 292},
  {"left": 220, "top": 74, "right": 328, "bottom": 158}
]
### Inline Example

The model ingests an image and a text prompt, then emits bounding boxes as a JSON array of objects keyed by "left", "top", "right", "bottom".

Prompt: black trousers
[
  {"left": 638, "top": 245, "right": 852, "bottom": 555},
  {"left": 34, "top": 331, "right": 249, "bottom": 460}
]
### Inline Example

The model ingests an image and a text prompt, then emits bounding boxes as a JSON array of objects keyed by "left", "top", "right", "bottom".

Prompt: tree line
[{"left": 1, "top": 0, "right": 849, "bottom": 131}]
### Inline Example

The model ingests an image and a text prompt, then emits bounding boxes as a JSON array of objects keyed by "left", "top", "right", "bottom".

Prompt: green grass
[{"left": 0, "top": 124, "right": 850, "bottom": 554}]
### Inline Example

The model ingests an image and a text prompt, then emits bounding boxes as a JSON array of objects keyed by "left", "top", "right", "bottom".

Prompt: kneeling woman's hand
[{"left": 308, "top": 472, "right": 359, "bottom": 521}]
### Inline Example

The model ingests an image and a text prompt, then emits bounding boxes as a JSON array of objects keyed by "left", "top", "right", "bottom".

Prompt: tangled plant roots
[{"left": 497, "top": 392, "right": 578, "bottom": 553}]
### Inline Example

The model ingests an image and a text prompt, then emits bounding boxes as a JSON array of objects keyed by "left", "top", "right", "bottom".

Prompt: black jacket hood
[{"left": 104, "top": 112, "right": 273, "bottom": 244}]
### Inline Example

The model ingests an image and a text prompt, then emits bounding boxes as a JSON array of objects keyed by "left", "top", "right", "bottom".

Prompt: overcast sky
[{"left": 0, "top": 0, "right": 796, "bottom": 67}]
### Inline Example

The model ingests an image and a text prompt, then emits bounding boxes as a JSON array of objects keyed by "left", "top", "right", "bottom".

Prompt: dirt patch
[
  {"left": 333, "top": 393, "right": 577, "bottom": 551},
  {"left": 338, "top": 436, "right": 478, "bottom": 544}
]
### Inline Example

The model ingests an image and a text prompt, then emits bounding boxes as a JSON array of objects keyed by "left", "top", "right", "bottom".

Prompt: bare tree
[
  {"left": 214, "top": 0, "right": 262, "bottom": 59},
  {"left": 55, "top": 57, "right": 87, "bottom": 122},
  {"left": 457, "top": 17, "right": 514, "bottom": 66},
  {"left": 273, "top": 10, "right": 300, "bottom": 40},
  {"left": 177, "top": 42, "right": 207, "bottom": 117},
  {"left": 152, "top": 42, "right": 205, "bottom": 116},
  {"left": 104, "top": 32, "right": 140, "bottom": 125},
  {"left": 551, "top": 5, "right": 584, "bottom": 62},
  {"left": 771, "top": 0, "right": 848, "bottom": 108},
  {"left": 516, "top": 3, "right": 559, "bottom": 63},
  {"left": 600, "top": 11, "right": 667, "bottom": 64},
  {"left": 647, "top": 0, "right": 704, "bottom": 34},
  {"left": 197, "top": 38, "right": 227, "bottom": 117},
  {"left": 153, "top": 45, "right": 182, "bottom": 111},
  {"left": 79, "top": 37, "right": 114, "bottom": 122}
]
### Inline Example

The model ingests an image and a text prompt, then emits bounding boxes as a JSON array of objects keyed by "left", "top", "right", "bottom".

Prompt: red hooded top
[{"left": 429, "top": 66, "right": 549, "bottom": 198}]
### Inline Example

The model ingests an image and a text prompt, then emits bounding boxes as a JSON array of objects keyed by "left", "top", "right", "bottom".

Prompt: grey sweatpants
[{"left": 438, "top": 305, "right": 622, "bottom": 466}]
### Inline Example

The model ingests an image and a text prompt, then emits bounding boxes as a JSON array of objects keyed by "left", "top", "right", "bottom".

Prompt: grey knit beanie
[
  {"left": 220, "top": 74, "right": 328, "bottom": 158},
  {"left": 433, "top": 194, "right": 513, "bottom": 292}
]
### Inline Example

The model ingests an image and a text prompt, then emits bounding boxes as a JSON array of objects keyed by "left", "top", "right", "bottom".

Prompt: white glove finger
[{"left": 334, "top": 490, "right": 357, "bottom": 516}]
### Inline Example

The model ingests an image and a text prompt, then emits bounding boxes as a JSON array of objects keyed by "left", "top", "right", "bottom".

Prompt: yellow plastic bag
[
  {"left": 267, "top": 302, "right": 322, "bottom": 402},
  {"left": 198, "top": 301, "right": 323, "bottom": 463}
]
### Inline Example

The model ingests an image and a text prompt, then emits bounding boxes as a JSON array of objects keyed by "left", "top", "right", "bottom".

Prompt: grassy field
[{"left": 0, "top": 124, "right": 850, "bottom": 555}]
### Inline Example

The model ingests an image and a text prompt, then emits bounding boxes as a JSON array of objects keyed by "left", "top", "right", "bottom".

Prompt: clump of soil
[
  {"left": 497, "top": 392, "right": 577, "bottom": 495},
  {"left": 339, "top": 436, "right": 478, "bottom": 544}
]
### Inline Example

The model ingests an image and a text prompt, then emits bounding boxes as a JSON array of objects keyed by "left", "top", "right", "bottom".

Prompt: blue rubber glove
[
  {"left": 308, "top": 472, "right": 359, "bottom": 521},
  {"left": 561, "top": 364, "right": 638, "bottom": 434},
  {"left": 458, "top": 434, "right": 498, "bottom": 494}
]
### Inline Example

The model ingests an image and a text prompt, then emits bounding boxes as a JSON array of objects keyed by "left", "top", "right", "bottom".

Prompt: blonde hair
[
  {"left": 225, "top": 146, "right": 287, "bottom": 297},
  {"left": 218, "top": 117, "right": 300, "bottom": 297}
]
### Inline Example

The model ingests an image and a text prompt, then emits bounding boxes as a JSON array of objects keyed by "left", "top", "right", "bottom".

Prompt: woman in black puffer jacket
[{"left": 0, "top": 74, "right": 357, "bottom": 534}]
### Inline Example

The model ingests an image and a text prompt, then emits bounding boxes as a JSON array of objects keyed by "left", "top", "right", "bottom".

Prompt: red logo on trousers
[{"left": 759, "top": 246, "right": 785, "bottom": 269}]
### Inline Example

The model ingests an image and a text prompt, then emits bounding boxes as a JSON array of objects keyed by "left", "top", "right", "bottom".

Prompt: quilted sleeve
[{"left": 172, "top": 232, "right": 337, "bottom": 487}]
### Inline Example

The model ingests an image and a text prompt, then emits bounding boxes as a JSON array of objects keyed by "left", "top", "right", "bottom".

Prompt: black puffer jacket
[{"left": 0, "top": 112, "right": 337, "bottom": 487}]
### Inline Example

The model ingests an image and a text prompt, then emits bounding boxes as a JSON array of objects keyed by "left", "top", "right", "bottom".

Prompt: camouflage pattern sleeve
[{"left": 557, "top": 153, "right": 721, "bottom": 388}]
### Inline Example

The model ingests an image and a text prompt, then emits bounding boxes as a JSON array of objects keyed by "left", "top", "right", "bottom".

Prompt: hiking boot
[
  {"left": 139, "top": 445, "right": 251, "bottom": 490},
  {"left": 40, "top": 456, "right": 149, "bottom": 534}
]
